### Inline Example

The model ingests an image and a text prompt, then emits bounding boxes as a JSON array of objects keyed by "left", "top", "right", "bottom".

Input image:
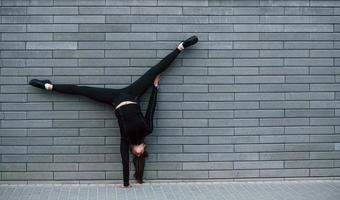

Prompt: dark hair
[{"left": 132, "top": 150, "right": 149, "bottom": 184}]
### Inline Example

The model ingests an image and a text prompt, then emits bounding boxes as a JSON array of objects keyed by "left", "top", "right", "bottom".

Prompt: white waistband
[{"left": 115, "top": 101, "right": 137, "bottom": 110}]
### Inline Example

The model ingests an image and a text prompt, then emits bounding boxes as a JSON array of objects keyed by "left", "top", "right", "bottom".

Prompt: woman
[{"left": 29, "top": 35, "right": 199, "bottom": 187}]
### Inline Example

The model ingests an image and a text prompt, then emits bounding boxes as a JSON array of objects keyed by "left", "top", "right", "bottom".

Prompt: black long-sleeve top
[{"left": 114, "top": 86, "right": 158, "bottom": 186}]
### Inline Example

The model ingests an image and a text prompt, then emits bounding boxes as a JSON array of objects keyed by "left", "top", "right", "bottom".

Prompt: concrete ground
[{"left": 0, "top": 180, "right": 339, "bottom": 200}]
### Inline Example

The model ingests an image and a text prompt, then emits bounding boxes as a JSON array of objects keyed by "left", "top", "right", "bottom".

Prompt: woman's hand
[
  {"left": 117, "top": 184, "right": 131, "bottom": 188},
  {"left": 153, "top": 74, "right": 161, "bottom": 87}
]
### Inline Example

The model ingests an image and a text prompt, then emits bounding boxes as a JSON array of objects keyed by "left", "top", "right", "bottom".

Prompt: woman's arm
[
  {"left": 145, "top": 75, "right": 160, "bottom": 134},
  {"left": 120, "top": 138, "right": 130, "bottom": 187}
]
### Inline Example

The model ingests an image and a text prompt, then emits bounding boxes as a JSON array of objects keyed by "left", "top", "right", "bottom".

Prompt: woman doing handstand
[{"left": 29, "top": 36, "right": 199, "bottom": 187}]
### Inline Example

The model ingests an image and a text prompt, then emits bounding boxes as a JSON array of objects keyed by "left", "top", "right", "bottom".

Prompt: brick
[
  {"left": 0, "top": 129, "right": 27, "bottom": 137},
  {"left": 158, "top": 0, "right": 208, "bottom": 6},
  {"left": 157, "top": 153, "right": 208, "bottom": 162},
  {"left": 209, "top": 136, "right": 259, "bottom": 144},
  {"left": 0, "top": 24, "right": 26, "bottom": 32},
  {"left": 105, "top": 50, "right": 156, "bottom": 58},
  {"left": 27, "top": 163, "right": 78, "bottom": 171},
  {"left": 2, "top": 172, "right": 53, "bottom": 180},
  {"left": 184, "top": 25, "right": 233, "bottom": 32},
  {"left": 27, "top": 42, "right": 77, "bottom": 50},
  {"left": 132, "top": 24, "right": 182, "bottom": 32},
  {"left": 106, "top": 15, "right": 157, "bottom": 23},
  {"left": 234, "top": 7, "right": 284, "bottom": 15},
  {"left": 284, "top": 41, "right": 333, "bottom": 49},
  {"left": 285, "top": 160, "right": 333, "bottom": 168},
  {"left": 209, "top": 0, "right": 260, "bottom": 6},
  {"left": 260, "top": 169, "right": 309, "bottom": 177},
  {"left": 260, "top": 67, "right": 308, "bottom": 75},
  {"left": 54, "top": 16, "right": 105, "bottom": 23},
  {"left": 54, "top": 154, "right": 104, "bottom": 163},
  {"left": 260, "top": 118, "right": 309, "bottom": 126},
  {"left": 53, "top": 50, "right": 104, "bottom": 58},
  {"left": 79, "top": 7, "right": 129, "bottom": 14},
  {"left": 260, "top": 33, "right": 309, "bottom": 40},
  {"left": 0, "top": 42, "right": 25, "bottom": 50},
  {"left": 0, "top": 146, "right": 27, "bottom": 154},
  {"left": 260, "top": 152, "right": 309, "bottom": 160},
  {"left": 260, "top": 0, "right": 309, "bottom": 6},
  {"left": 260, "top": 16, "right": 309, "bottom": 23},
  {"left": 234, "top": 161, "right": 283, "bottom": 169},
  {"left": 183, "top": 128, "right": 233, "bottom": 136},
  {"left": 260, "top": 50, "right": 309, "bottom": 57},
  {"left": 260, "top": 84, "right": 309, "bottom": 92},
  {"left": 79, "top": 163, "right": 121, "bottom": 171},
  {"left": 1, "top": 155, "right": 52, "bottom": 163},
  {"left": 183, "top": 111, "right": 233, "bottom": 119},
  {"left": 79, "top": 24, "right": 130, "bottom": 32},
  {"left": 53, "top": 120, "right": 104, "bottom": 128},
  {"left": 28, "top": 146, "right": 79, "bottom": 154},
  {"left": 183, "top": 7, "right": 233, "bottom": 15},
  {"left": 236, "top": 76, "right": 284, "bottom": 83},
  {"left": 209, "top": 16, "right": 259, "bottom": 23},
  {"left": 1, "top": 120, "right": 52, "bottom": 128},
  {"left": 284, "top": 58, "right": 333, "bottom": 66},
  {"left": 285, "top": 7, "right": 333, "bottom": 15},
  {"left": 209, "top": 33, "right": 260, "bottom": 41},
  {"left": 54, "top": 172, "right": 105, "bottom": 180},
  {"left": 2, "top": 33, "right": 52, "bottom": 41},
  {"left": 28, "top": 129, "right": 78, "bottom": 137},
  {"left": 235, "top": 93, "right": 284, "bottom": 101},
  {"left": 286, "top": 143, "right": 335, "bottom": 151},
  {"left": 1, "top": 137, "right": 52, "bottom": 145},
  {"left": 209, "top": 102, "right": 259, "bottom": 110},
  {"left": 78, "top": 42, "right": 129, "bottom": 49},
  {"left": 210, "top": 153, "right": 259, "bottom": 161},
  {"left": 209, "top": 119, "right": 259, "bottom": 127},
  {"left": 285, "top": 109, "right": 334, "bottom": 117},
  {"left": 209, "top": 170, "right": 259, "bottom": 178},
  {"left": 158, "top": 16, "right": 208, "bottom": 24},
  {"left": 2, "top": 68, "right": 52, "bottom": 75},
  {"left": 0, "top": 7, "right": 26, "bottom": 15},
  {"left": 310, "top": 169, "right": 340, "bottom": 177},
  {"left": 286, "top": 25, "right": 333, "bottom": 32},
  {"left": 0, "top": 163, "right": 26, "bottom": 172},
  {"left": 183, "top": 162, "right": 232, "bottom": 170},
  {"left": 27, "top": 7, "right": 78, "bottom": 14},
  {"left": 54, "top": 137, "right": 104, "bottom": 145},
  {"left": 235, "top": 110, "right": 284, "bottom": 118},
  {"left": 80, "top": 146, "right": 119, "bottom": 153},
  {"left": 235, "top": 127, "right": 284, "bottom": 135},
  {"left": 2, "top": 16, "right": 53, "bottom": 23},
  {"left": 158, "top": 136, "right": 207, "bottom": 145},
  {"left": 158, "top": 171, "right": 209, "bottom": 179},
  {"left": 26, "top": 59, "right": 77, "bottom": 67},
  {"left": 210, "top": 50, "right": 259, "bottom": 58},
  {"left": 106, "top": 0, "right": 156, "bottom": 6},
  {"left": 235, "top": 25, "right": 284, "bottom": 32},
  {"left": 236, "top": 144, "right": 284, "bottom": 152},
  {"left": 106, "top": 33, "right": 156, "bottom": 41},
  {"left": 286, "top": 92, "right": 334, "bottom": 100},
  {"left": 54, "top": 33, "right": 105, "bottom": 41},
  {"left": 27, "top": 24, "right": 78, "bottom": 32},
  {"left": 131, "top": 7, "right": 181, "bottom": 15}
]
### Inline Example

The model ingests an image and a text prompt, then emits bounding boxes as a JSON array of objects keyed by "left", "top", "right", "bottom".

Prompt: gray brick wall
[{"left": 0, "top": 0, "right": 340, "bottom": 183}]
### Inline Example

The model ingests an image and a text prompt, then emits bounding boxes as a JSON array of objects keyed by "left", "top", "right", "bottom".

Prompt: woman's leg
[
  {"left": 53, "top": 84, "right": 120, "bottom": 105},
  {"left": 124, "top": 48, "right": 181, "bottom": 97}
]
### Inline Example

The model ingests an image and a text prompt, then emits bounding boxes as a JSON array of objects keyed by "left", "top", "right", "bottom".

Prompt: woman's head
[{"left": 131, "top": 143, "right": 145, "bottom": 157}]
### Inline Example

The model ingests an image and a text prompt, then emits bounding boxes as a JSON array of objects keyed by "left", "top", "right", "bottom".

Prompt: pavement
[{"left": 0, "top": 180, "right": 339, "bottom": 200}]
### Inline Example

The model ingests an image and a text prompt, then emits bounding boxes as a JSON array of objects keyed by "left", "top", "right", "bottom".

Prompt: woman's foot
[
  {"left": 177, "top": 35, "right": 199, "bottom": 51},
  {"left": 29, "top": 79, "right": 53, "bottom": 90},
  {"left": 182, "top": 35, "right": 199, "bottom": 48}
]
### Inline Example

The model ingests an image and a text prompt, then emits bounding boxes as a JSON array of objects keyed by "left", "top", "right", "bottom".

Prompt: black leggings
[{"left": 52, "top": 48, "right": 181, "bottom": 104}]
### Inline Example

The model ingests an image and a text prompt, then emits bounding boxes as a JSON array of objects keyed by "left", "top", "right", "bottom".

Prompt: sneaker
[
  {"left": 29, "top": 79, "right": 51, "bottom": 89},
  {"left": 182, "top": 35, "right": 199, "bottom": 48}
]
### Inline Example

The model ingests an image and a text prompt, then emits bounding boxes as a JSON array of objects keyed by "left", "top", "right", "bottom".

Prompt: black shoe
[
  {"left": 29, "top": 79, "right": 51, "bottom": 89},
  {"left": 182, "top": 35, "right": 198, "bottom": 48}
]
